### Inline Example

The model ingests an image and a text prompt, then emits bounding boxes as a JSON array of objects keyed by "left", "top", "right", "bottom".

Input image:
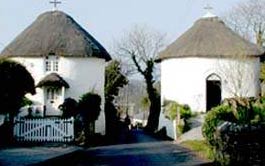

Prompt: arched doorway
[{"left": 206, "top": 74, "right": 221, "bottom": 111}]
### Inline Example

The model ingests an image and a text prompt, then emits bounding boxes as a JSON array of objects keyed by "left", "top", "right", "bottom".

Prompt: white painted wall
[
  {"left": 59, "top": 57, "right": 106, "bottom": 135},
  {"left": 12, "top": 57, "right": 45, "bottom": 105},
  {"left": 158, "top": 113, "right": 177, "bottom": 140},
  {"left": 12, "top": 57, "right": 106, "bottom": 135},
  {"left": 159, "top": 57, "right": 260, "bottom": 139},
  {"left": 160, "top": 57, "right": 260, "bottom": 112}
]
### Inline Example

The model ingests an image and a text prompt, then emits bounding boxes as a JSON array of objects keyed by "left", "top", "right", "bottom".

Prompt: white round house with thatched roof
[
  {"left": 1, "top": 11, "right": 111, "bottom": 135},
  {"left": 158, "top": 15, "right": 263, "bottom": 114}
]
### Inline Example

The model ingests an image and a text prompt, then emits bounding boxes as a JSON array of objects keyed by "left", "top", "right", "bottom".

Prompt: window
[
  {"left": 46, "top": 88, "right": 60, "bottom": 101},
  {"left": 45, "top": 55, "right": 59, "bottom": 72},
  {"left": 46, "top": 60, "right": 51, "bottom": 71},
  {"left": 54, "top": 60, "right": 58, "bottom": 71}
]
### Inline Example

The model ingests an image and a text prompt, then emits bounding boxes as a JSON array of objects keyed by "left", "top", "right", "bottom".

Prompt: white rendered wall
[
  {"left": 159, "top": 57, "right": 260, "bottom": 140},
  {"left": 158, "top": 113, "right": 177, "bottom": 140},
  {"left": 59, "top": 57, "right": 106, "bottom": 135},
  {"left": 12, "top": 57, "right": 45, "bottom": 105},
  {"left": 160, "top": 57, "right": 260, "bottom": 113},
  {"left": 12, "top": 57, "right": 106, "bottom": 135}
]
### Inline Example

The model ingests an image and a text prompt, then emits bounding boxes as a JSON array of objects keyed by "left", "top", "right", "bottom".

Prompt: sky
[{"left": 0, "top": 0, "right": 243, "bottom": 53}]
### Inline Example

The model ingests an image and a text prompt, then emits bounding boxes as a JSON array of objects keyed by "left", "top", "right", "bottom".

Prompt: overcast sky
[{"left": 0, "top": 0, "right": 243, "bottom": 53}]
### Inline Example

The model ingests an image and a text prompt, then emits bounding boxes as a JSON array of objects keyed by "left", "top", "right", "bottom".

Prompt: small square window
[
  {"left": 53, "top": 61, "right": 58, "bottom": 72},
  {"left": 46, "top": 61, "right": 51, "bottom": 71},
  {"left": 45, "top": 56, "right": 59, "bottom": 72}
]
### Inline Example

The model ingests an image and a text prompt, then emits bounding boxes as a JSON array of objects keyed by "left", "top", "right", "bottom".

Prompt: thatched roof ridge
[
  {"left": 1, "top": 11, "right": 111, "bottom": 61},
  {"left": 36, "top": 73, "right": 69, "bottom": 88},
  {"left": 159, "top": 17, "right": 263, "bottom": 61}
]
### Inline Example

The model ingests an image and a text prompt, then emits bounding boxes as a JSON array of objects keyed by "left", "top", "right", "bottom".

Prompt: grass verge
[{"left": 180, "top": 140, "right": 214, "bottom": 161}]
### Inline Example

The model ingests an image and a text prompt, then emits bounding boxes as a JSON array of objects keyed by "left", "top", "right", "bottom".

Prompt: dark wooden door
[{"left": 206, "top": 80, "right": 221, "bottom": 111}]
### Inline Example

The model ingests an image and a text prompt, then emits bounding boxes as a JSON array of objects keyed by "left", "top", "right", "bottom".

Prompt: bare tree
[
  {"left": 224, "top": 0, "right": 265, "bottom": 95},
  {"left": 217, "top": 55, "right": 259, "bottom": 98},
  {"left": 224, "top": 0, "right": 265, "bottom": 47},
  {"left": 116, "top": 25, "right": 166, "bottom": 132}
]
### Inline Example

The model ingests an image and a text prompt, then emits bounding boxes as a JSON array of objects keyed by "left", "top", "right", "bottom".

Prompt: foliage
[
  {"left": 250, "top": 97, "right": 265, "bottom": 124},
  {"left": 177, "top": 123, "right": 190, "bottom": 136},
  {"left": 202, "top": 97, "right": 265, "bottom": 146},
  {"left": 104, "top": 101, "right": 120, "bottom": 142},
  {"left": 0, "top": 59, "right": 35, "bottom": 117},
  {"left": 163, "top": 100, "right": 192, "bottom": 121},
  {"left": 76, "top": 92, "right": 101, "bottom": 145},
  {"left": 202, "top": 97, "right": 265, "bottom": 165},
  {"left": 105, "top": 60, "right": 128, "bottom": 138},
  {"left": 20, "top": 97, "right": 33, "bottom": 107},
  {"left": 202, "top": 105, "right": 235, "bottom": 146},
  {"left": 223, "top": 98, "right": 254, "bottom": 124},
  {"left": 181, "top": 140, "right": 214, "bottom": 161},
  {"left": 202, "top": 104, "right": 236, "bottom": 165},
  {"left": 214, "top": 123, "right": 265, "bottom": 165},
  {"left": 223, "top": 97, "right": 265, "bottom": 125},
  {"left": 163, "top": 100, "right": 177, "bottom": 120},
  {"left": 79, "top": 93, "right": 101, "bottom": 123},
  {"left": 59, "top": 98, "right": 78, "bottom": 118},
  {"left": 105, "top": 60, "right": 128, "bottom": 102},
  {"left": 140, "top": 96, "right": 150, "bottom": 111},
  {"left": 163, "top": 100, "right": 192, "bottom": 135},
  {"left": 180, "top": 105, "right": 192, "bottom": 119}
]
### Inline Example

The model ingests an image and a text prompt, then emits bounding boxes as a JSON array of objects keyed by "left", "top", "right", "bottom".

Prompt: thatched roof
[
  {"left": 159, "top": 17, "right": 263, "bottom": 61},
  {"left": 36, "top": 73, "right": 69, "bottom": 88},
  {"left": 1, "top": 11, "right": 111, "bottom": 61}
]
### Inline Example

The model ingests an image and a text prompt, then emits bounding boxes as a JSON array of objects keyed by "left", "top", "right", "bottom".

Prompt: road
[
  {"left": 36, "top": 130, "right": 211, "bottom": 166},
  {"left": 0, "top": 146, "right": 79, "bottom": 166}
]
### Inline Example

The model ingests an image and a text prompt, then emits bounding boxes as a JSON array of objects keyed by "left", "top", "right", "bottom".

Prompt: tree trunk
[
  {"left": 105, "top": 101, "right": 119, "bottom": 143},
  {"left": 131, "top": 56, "right": 161, "bottom": 133},
  {"left": 145, "top": 89, "right": 161, "bottom": 132},
  {"left": 143, "top": 61, "right": 161, "bottom": 133}
]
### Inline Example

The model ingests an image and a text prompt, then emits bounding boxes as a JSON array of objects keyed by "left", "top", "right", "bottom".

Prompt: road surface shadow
[{"left": 33, "top": 130, "right": 212, "bottom": 166}]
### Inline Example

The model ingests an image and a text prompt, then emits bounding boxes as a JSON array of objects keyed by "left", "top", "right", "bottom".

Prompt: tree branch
[{"left": 132, "top": 53, "right": 145, "bottom": 75}]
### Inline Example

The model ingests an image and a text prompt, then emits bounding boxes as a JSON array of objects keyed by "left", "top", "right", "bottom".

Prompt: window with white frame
[
  {"left": 45, "top": 55, "right": 59, "bottom": 72},
  {"left": 46, "top": 88, "right": 60, "bottom": 101}
]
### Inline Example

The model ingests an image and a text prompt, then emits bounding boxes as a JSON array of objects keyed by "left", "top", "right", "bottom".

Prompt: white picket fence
[{"left": 13, "top": 117, "right": 74, "bottom": 142}]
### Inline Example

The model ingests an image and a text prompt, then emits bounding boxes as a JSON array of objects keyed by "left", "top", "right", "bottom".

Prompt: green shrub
[
  {"left": 79, "top": 93, "right": 101, "bottom": 123},
  {"left": 59, "top": 98, "right": 78, "bottom": 118},
  {"left": 163, "top": 100, "right": 192, "bottom": 135},
  {"left": 203, "top": 97, "right": 265, "bottom": 165},
  {"left": 77, "top": 92, "right": 101, "bottom": 146},
  {"left": 202, "top": 105, "right": 235, "bottom": 146},
  {"left": 163, "top": 100, "right": 192, "bottom": 120},
  {"left": 180, "top": 104, "right": 192, "bottom": 119},
  {"left": 251, "top": 102, "right": 265, "bottom": 124},
  {"left": 20, "top": 97, "right": 33, "bottom": 107},
  {"left": 225, "top": 98, "right": 253, "bottom": 124}
]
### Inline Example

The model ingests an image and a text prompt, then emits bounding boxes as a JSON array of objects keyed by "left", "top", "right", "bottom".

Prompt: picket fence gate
[{"left": 13, "top": 117, "right": 74, "bottom": 142}]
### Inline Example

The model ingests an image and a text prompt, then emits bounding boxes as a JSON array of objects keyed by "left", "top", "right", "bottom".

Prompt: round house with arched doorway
[{"left": 158, "top": 14, "right": 263, "bottom": 113}]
